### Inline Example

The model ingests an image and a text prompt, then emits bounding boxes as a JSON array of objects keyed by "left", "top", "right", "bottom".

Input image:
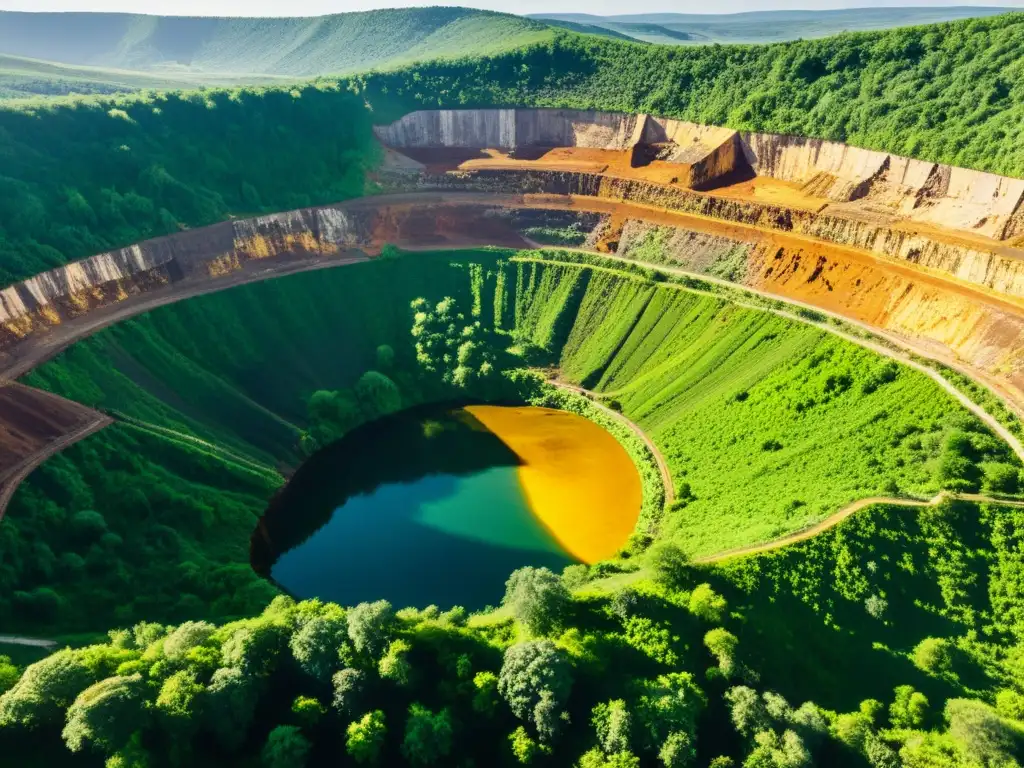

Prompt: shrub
[
  {"left": 347, "top": 710, "right": 386, "bottom": 764},
  {"left": 503, "top": 567, "right": 570, "bottom": 636},
  {"left": 688, "top": 584, "right": 728, "bottom": 623},
  {"left": 911, "top": 637, "right": 953, "bottom": 676}
]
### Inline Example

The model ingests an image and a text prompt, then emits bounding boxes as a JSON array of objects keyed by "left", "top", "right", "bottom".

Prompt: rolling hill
[
  {"left": 0, "top": 54, "right": 291, "bottom": 100},
  {"left": 533, "top": 6, "right": 1014, "bottom": 44},
  {"left": 0, "top": 8, "right": 555, "bottom": 77}
]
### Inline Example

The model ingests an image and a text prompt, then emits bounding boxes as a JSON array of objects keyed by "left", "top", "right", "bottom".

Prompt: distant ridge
[{"left": 532, "top": 6, "right": 1013, "bottom": 44}]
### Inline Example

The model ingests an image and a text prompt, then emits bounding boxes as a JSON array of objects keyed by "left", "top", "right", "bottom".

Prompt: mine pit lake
[{"left": 252, "top": 404, "right": 641, "bottom": 609}]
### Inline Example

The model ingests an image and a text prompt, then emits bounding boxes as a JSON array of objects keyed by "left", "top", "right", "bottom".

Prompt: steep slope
[
  {"left": 3, "top": 14, "right": 1024, "bottom": 285},
  {"left": 0, "top": 9, "right": 554, "bottom": 76},
  {"left": 6, "top": 250, "right": 1017, "bottom": 634}
]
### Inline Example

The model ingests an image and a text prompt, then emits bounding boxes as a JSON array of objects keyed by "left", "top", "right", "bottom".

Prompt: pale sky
[{"left": 0, "top": 0, "right": 1020, "bottom": 17}]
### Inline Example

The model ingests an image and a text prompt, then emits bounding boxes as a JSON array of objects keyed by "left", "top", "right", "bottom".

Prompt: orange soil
[
  {"left": 465, "top": 404, "right": 641, "bottom": 564},
  {"left": 708, "top": 174, "right": 830, "bottom": 212}
]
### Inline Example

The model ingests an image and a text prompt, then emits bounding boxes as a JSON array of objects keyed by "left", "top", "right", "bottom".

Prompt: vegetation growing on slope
[
  {"left": 4, "top": 253, "right": 498, "bottom": 634},
  {"left": 348, "top": 12, "right": 1024, "bottom": 176},
  {"left": 0, "top": 84, "right": 375, "bottom": 283},
  {"left": 504, "top": 253, "right": 1022, "bottom": 555},
  {"left": 4, "top": 495, "right": 1024, "bottom": 767},
  {"left": 7, "top": 249, "right": 1018, "bottom": 639},
  {"left": 4, "top": 13, "right": 1024, "bottom": 285},
  {"left": 0, "top": 54, "right": 291, "bottom": 101},
  {"left": 532, "top": 7, "right": 1012, "bottom": 46}
]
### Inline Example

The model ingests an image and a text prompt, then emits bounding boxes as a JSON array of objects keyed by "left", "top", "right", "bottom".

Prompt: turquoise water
[{"left": 252, "top": 404, "right": 574, "bottom": 610}]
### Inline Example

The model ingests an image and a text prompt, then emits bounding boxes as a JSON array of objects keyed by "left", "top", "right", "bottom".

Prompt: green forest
[
  {"left": 0, "top": 84, "right": 376, "bottom": 284},
  {"left": 0, "top": 8, "right": 554, "bottom": 79},
  {"left": 2, "top": 249, "right": 1023, "bottom": 765}
]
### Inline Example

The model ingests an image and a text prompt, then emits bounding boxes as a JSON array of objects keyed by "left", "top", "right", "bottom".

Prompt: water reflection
[{"left": 251, "top": 404, "right": 574, "bottom": 609}]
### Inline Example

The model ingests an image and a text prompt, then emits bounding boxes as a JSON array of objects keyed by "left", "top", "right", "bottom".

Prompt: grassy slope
[
  {"left": 7, "top": 251, "right": 1016, "bottom": 635},
  {"left": 0, "top": 9, "right": 555, "bottom": 77},
  {"left": 352, "top": 12, "right": 1024, "bottom": 177},
  {"left": 3, "top": 254, "right": 1023, "bottom": 768},
  {"left": 505, "top": 257, "right": 1020, "bottom": 555},
  {"left": 2, "top": 253, "right": 482, "bottom": 633},
  {"left": 0, "top": 53, "right": 291, "bottom": 100}
]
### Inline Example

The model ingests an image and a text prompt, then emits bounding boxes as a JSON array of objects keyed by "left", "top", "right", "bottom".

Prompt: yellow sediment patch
[{"left": 464, "top": 405, "right": 641, "bottom": 564}]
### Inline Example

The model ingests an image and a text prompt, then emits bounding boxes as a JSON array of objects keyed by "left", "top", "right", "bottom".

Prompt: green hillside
[
  {"left": 0, "top": 85, "right": 378, "bottom": 284},
  {"left": 532, "top": 7, "right": 1013, "bottom": 44},
  {"left": 6, "top": 249, "right": 1015, "bottom": 635},
  {"left": 0, "top": 9, "right": 554, "bottom": 76},
  {"left": 2, "top": 250, "right": 1023, "bottom": 767}
]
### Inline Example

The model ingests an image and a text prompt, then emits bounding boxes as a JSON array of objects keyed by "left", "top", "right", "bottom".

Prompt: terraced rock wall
[
  {"left": 615, "top": 218, "right": 1024, "bottom": 409},
  {"left": 740, "top": 131, "right": 1024, "bottom": 239},
  {"left": 379, "top": 109, "right": 1024, "bottom": 242}
]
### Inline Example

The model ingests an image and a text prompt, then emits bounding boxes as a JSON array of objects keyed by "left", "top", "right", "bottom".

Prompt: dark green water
[{"left": 251, "top": 404, "right": 574, "bottom": 610}]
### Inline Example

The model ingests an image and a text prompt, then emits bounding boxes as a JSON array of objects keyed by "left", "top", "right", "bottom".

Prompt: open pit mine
[{"left": 1, "top": 107, "right": 1023, "bottom": 512}]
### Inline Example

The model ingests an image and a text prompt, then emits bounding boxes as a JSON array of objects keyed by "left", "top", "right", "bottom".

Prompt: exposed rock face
[
  {"left": 614, "top": 216, "right": 1024, "bottom": 407},
  {"left": 374, "top": 109, "right": 517, "bottom": 149},
  {"left": 739, "top": 131, "right": 1024, "bottom": 239},
  {"left": 379, "top": 109, "right": 1024, "bottom": 246},
  {"left": 375, "top": 108, "right": 643, "bottom": 151},
  {"left": 1, "top": 188, "right": 1023, "bottom": 446},
  {"left": 376, "top": 109, "right": 739, "bottom": 188},
  {"left": 409, "top": 166, "right": 1024, "bottom": 301}
]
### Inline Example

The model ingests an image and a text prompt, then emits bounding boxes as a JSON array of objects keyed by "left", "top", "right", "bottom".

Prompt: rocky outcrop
[
  {"left": 374, "top": 109, "right": 517, "bottom": 149},
  {"left": 612, "top": 215, "right": 1024, "bottom": 407},
  {"left": 375, "top": 109, "right": 740, "bottom": 187},
  {"left": 375, "top": 108, "right": 644, "bottom": 151},
  {"left": 0, "top": 188, "right": 1022, "bottom": 458},
  {"left": 739, "top": 131, "right": 1024, "bottom": 239}
]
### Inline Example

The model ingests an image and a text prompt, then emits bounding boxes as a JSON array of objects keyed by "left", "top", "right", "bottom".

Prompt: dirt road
[
  {"left": 0, "top": 635, "right": 57, "bottom": 649},
  {"left": 698, "top": 491, "right": 1024, "bottom": 564}
]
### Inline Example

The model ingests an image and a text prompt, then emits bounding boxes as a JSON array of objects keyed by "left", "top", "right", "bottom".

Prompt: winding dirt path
[
  {"left": 579, "top": 491, "right": 1024, "bottom": 598},
  {"left": 698, "top": 491, "right": 1024, "bottom": 564},
  {"left": 546, "top": 379, "right": 674, "bottom": 506},
  {"left": 113, "top": 414, "right": 282, "bottom": 478},
  {"left": 546, "top": 368, "right": 1024, "bottom": 574},
  {"left": 0, "top": 635, "right": 57, "bottom": 649}
]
